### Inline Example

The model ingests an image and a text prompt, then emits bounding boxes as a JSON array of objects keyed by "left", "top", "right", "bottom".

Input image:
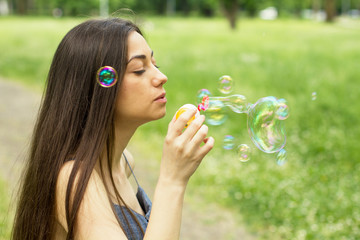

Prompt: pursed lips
[
  {"left": 155, "top": 92, "right": 166, "bottom": 100},
  {"left": 154, "top": 92, "right": 167, "bottom": 103}
]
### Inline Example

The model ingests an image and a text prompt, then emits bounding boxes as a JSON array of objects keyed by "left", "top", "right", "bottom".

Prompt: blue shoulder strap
[{"left": 123, "top": 152, "right": 140, "bottom": 187}]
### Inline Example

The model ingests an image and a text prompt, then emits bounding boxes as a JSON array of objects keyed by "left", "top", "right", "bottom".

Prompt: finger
[
  {"left": 188, "top": 124, "right": 210, "bottom": 152},
  {"left": 181, "top": 114, "right": 205, "bottom": 141},
  {"left": 167, "top": 107, "right": 197, "bottom": 139},
  {"left": 167, "top": 112, "right": 177, "bottom": 129},
  {"left": 197, "top": 136, "right": 215, "bottom": 158},
  {"left": 203, "top": 137, "right": 210, "bottom": 143}
]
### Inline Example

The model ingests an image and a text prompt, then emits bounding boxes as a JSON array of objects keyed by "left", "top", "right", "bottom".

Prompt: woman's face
[{"left": 115, "top": 31, "right": 168, "bottom": 126}]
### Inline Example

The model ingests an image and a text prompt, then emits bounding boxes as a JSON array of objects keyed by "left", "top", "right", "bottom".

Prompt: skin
[{"left": 55, "top": 31, "right": 214, "bottom": 240}]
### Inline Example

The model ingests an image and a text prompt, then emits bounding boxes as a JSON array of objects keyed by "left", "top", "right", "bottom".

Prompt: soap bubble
[
  {"left": 218, "top": 75, "right": 233, "bottom": 94},
  {"left": 223, "top": 135, "right": 235, "bottom": 150},
  {"left": 196, "top": 89, "right": 212, "bottom": 105},
  {"left": 209, "top": 94, "right": 247, "bottom": 114},
  {"left": 204, "top": 99, "right": 228, "bottom": 126},
  {"left": 312, "top": 92, "right": 317, "bottom": 101},
  {"left": 97, "top": 66, "right": 118, "bottom": 87},
  {"left": 276, "top": 98, "right": 289, "bottom": 120},
  {"left": 221, "top": 94, "right": 247, "bottom": 113},
  {"left": 198, "top": 95, "right": 209, "bottom": 111},
  {"left": 276, "top": 149, "right": 287, "bottom": 166},
  {"left": 228, "top": 94, "right": 247, "bottom": 113},
  {"left": 237, "top": 144, "right": 251, "bottom": 162},
  {"left": 247, "top": 96, "right": 286, "bottom": 153}
]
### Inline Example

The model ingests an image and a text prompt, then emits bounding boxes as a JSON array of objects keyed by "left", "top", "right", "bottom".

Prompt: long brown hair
[{"left": 12, "top": 18, "right": 144, "bottom": 240}]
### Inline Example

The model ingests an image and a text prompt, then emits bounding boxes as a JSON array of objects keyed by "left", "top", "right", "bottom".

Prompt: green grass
[
  {"left": 1, "top": 16, "right": 360, "bottom": 239},
  {"left": 0, "top": 17, "right": 83, "bottom": 90},
  {"left": 0, "top": 178, "right": 12, "bottom": 240}
]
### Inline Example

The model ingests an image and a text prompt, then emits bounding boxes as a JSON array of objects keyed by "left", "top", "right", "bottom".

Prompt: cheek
[{"left": 116, "top": 82, "right": 146, "bottom": 111}]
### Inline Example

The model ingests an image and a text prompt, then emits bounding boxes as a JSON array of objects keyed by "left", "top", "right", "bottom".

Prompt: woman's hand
[{"left": 160, "top": 107, "right": 214, "bottom": 187}]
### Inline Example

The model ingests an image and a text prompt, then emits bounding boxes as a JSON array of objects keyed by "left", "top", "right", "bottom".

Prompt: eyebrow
[{"left": 127, "top": 51, "right": 154, "bottom": 64}]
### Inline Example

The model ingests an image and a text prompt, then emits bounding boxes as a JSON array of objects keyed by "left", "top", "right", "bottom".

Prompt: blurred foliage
[{"left": 6, "top": 0, "right": 360, "bottom": 17}]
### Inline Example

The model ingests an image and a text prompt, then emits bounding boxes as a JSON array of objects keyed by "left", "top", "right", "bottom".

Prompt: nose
[{"left": 152, "top": 67, "right": 168, "bottom": 87}]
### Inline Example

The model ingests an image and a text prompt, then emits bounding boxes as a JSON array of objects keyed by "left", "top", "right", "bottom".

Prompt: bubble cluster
[
  {"left": 237, "top": 144, "right": 251, "bottom": 162},
  {"left": 218, "top": 75, "right": 233, "bottom": 94},
  {"left": 223, "top": 135, "right": 235, "bottom": 150},
  {"left": 195, "top": 74, "right": 290, "bottom": 165}
]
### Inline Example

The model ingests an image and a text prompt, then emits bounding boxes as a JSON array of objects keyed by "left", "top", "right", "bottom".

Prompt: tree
[
  {"left": 14, "top": 0, "right": 27, "bottom": 14},
  {"left": 220, "top": 0, "right": 239, "bottom": 29},
  {"left": 325, "top": 0, "right": 336, "bottom": 22},
  {"left": 242, "top": 0, "right": 258, "bottom": 17}
]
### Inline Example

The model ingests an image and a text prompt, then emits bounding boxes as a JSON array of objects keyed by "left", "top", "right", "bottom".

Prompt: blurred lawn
[
  {"left": 1, "top": 16, "right": 359, "bottom": 239},
  {"left": 0, "top": 178, "right": 11, "bottom": 240}
]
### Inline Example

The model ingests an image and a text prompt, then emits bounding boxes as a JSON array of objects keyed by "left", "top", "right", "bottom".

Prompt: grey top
[{"left": 113, "top": 154, "right": 152, "bottom": 240}]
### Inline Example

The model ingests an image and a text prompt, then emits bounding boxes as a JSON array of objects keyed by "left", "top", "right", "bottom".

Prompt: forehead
[{"left": 127, "top": 31, "right": 151, "bottom": 59}]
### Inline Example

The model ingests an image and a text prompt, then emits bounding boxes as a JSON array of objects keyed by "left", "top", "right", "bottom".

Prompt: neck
[
  {"left": 96, "top": 120, "right": 138, "bottom": 179},
  {"left": 113, "top": 123, "right": 138, "bottom": 164}
]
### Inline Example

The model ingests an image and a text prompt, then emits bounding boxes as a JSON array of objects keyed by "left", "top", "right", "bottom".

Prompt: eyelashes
[
  {"left": 134, "top": 70, "right": 146, "bottom": 75},
  {"left": 133, "top": 64, "right": 160, "bottom": 75}
]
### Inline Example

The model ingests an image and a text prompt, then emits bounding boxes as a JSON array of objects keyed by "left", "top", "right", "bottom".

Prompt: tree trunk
[
  {"left": 325, "top": 0, "right": 336, "bottom": 22},
  {"left": 15, "top": 0, "right": 27, "bottom": 14},
  {"left": 220, "top": 0, "right": 238, "bottom": 30},
  {"left": 312, "top": 0, "right": 321, "bottom": 13}
]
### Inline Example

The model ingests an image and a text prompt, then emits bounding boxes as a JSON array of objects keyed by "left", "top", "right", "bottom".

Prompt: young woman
[{"left": 11, "top": 18, "right": 214, "bottom": 240}]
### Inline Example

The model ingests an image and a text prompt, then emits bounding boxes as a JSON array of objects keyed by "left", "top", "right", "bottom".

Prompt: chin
[
  {"left": 154, "top": 109, "right": 166, "bottom": 120},
  {"left": 140, "top": 110, "right": 166, "bottom": 125}
]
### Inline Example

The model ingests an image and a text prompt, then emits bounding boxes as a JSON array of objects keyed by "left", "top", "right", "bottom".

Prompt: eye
[
  {"left": 152, "top": 58, "right": 159, "bottom": 68},
  {"left": 134, "top": 70, "right": 145, "bottom": 75}
]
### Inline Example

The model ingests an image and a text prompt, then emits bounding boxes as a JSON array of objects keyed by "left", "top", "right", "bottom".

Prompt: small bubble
[
  {"left": 196, "top": 89, "right": 212, "bottom": 105},
  {"left": 218, "top": 75, "right": 233, "bottom": 94},
  {"left": 276, "top": 98, "right": 289, "bottom": 120},
  {"left": 312, "top": 92, "right": 317, "bottom": 101},
  {"left": 223, "top": 135, "right": 235, "bottom": 150},
  {"left": 237, "top": 144, "right": 251, "bottom": 162}
]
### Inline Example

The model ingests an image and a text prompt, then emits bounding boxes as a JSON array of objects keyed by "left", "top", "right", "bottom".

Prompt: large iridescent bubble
[{"left": 247, "top": 96, "right": 286, "bottom": 153}]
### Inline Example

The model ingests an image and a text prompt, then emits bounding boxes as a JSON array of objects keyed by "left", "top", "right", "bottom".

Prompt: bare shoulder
[
  {"left": 55, "top": 161, "right": 127, "bottom": 239},
  {"left": 55, "top": 160, "right": 75, "bottom": 231}
]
